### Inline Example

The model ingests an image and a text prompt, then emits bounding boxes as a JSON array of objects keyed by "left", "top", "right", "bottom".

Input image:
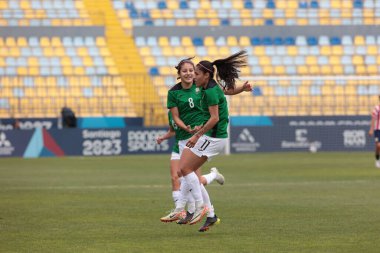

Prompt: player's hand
[
  {"left": 156, "top": 136, "right": 164, "bottom": 144},
  {"left": 185, "top": 125, "right": 193, "bottom": 133},
  {"left": 369, "top": 130, "right": 374, "bottom": 136},
  {"left": 242, "top": 81, "right": 253, "bottom": 92},
  {"left": 186, "top": 135, "right": 199, "bottom": 148}
]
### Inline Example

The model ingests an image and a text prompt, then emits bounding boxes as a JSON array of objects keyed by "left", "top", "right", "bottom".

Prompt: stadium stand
[{"left": 0, "top": 0, "right": 379, "bottom": 122}]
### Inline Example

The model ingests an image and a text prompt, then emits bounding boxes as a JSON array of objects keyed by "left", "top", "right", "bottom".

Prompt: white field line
[{"left": 0, "top": 179, "right": 371, "bottom": 191}]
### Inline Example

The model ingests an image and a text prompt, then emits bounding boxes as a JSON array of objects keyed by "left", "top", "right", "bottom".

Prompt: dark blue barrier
[
  {"left": 0, "top": 127, "right": 173, "bottom": 158},
  {"left": 0, "top": 116, "right": 373, "bottom": 158},
  {"left": 0, "top": 117, "right": 143, "bottom": 130},
  {"left": 230, "top": 116, "right": 372, "bottom": 153}
]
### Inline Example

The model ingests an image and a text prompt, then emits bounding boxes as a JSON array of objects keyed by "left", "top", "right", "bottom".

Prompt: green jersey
[
  {"left": 168, "top": 111, "right": 179, "bottom": 154},
  {"left": 167, "top": 82, "right": 204, "bottom": 140},
  {"left": 201, "top": 79, "right": 229, "bottom": 138}
]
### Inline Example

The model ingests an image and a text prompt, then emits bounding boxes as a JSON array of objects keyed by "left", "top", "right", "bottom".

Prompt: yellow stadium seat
[
  {"left": 332, "top": 66, "right": 343, "bottom": 75},
  {"left": 54, "top": 47, "right": 65, "bottom": 56},
  {"left": 254, "top": 46, "right": 265, "bottom": 56},
  {"left": 298, "top": 66, "right": 308, "bottom": 74},
  {"left": 306, "top": 56, "right": 317, "bottom": 65},
  {"left": 227, "top": 36, "right": 238, "bottom": 46},
  {"left": 43, "top": 47, "right": 54, "bottom": 56},
  {"left": 77, "top": 47, "right": 88, "bottom": 56},
  {"left": 367, "top": 65, "right": 377, "bottom": 74},
  {"left": 219, "top": 46, "right": 230, "bottom": 56},
  {"left": 173, "top": 47, "right": 185, "bottom": 56},
  {"left": 209, "top": 18, "right": 219, "bottom": 26},
  {"left": 181, "top": 36, "right": 192, "bottom": 46},
  {"left": 28, "top": 67, "right": 39, "bottom": 75},
  {"left": 17, "top": 37, "right": 27, "bottom": 46},
  {"left": 158, "top": 36, "right": 169, "bottom": 46},
  {"left": 167, "top": 0, "right": 179, "bottom": 9},
  {"left": 276, "top": 0, "right": 287, "bottom": 8},
  {"left": 104, "top": 57, "right": 114, "bottom": 66},
  {"left": 331, "top": 45, "right": 343, "bottom": 55},
  {"left": 96, "top": 37, "right": 106, "bottom": 46},
  {"left": 5, "top": 37, "right": 16, "bottom": 46},
  {"left": 354, "top": 36, "right": 365, "bottom": 45},
  {"left": 10, "top": 48, "right": 20, "bottom": 57},
  {"left": 356, "top": 65, "right": 366, "bottom": 75},
  {"left": 352, "top": 55, "right": 363, "bottom": 65},
  {"left": 239, "top": 36, "right": 250, "bottom": 46},
  {"left": 204, "top": 36, "right": 215, "bottom": 46},
  {"left": 99, "top": 47, "right": 110, "bottom": 56},
  {"left": 162, "top": 46, "right": 173, "bottom": 56},
  {"left": 28, "top": 57, "right": 38, "bottom": 66},
  {"left": 0, "top": 58, "right": 5, "bottom": 67},
  {"left": 40, "top": 37, "right": 50, "bottom": 47},
  {"left": 321, "top": 65, "right": 332, "bottom": 74},
  {"left": 83, "top": 57, "right": 93, "bottom": 66},
  {"left": 259, "top": 56, "right": 271, "bottom": 65},
  {"left": 61, "top": 57, "right": 72, "bottom": 66},
  {"left": 287, "top": 46, "right": 298, "bottom": 56},
  {"left": 208, "top": 46, "right": 218, "bottom": 56},
  {"left": 0, "top": 38, "right": 3, "bottom": 46},
  {"left": 139, "top": 47, "right": 151, "bottom": 56},
  {"left": 320, "top": 46, "right": 331, "bottom": 55},
  {"left": 309, "top": 66, "right": 320, "bottom": 74},
  {"left": 367, "top": 45, "right": 377, "bottom": 55},
  {"left": 329, "top": 56, "right": 340, "bottom": 65}
]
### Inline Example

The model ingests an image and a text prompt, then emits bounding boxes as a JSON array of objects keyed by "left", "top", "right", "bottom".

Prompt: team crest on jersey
[{"left": 195, "top": 87, "right": 200, "bottom": 93}]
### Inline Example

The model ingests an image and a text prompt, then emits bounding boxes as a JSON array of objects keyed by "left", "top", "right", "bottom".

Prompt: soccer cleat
[
  {"left": 160, "top": 209, "right": 185, "bottom": 223},
  {"left": 189, "top": 205, "right": 208, "bottom": 225},
  {"left": 176, "top": 211, "right": 194, "bottom": 225},
  {"left": 198, "top": 215, "right": 220, "bottom": 232},
  {"left": 376, "top": 160, "right": 380, "bottom": 169},
  {"left": 211, "top": 167, "right": 225, "bottom": 185}
]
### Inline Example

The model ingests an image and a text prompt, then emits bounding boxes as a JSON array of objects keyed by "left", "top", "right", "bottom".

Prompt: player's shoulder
[
  {"left": 169, "top": 82, "right": 183, "bottom": 92},
  {"left": 205, "top": 79, "right": 218, "bottom": 90}
]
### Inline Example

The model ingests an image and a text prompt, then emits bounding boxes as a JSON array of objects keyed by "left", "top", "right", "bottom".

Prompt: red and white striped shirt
[{"left": 372, "top": 105, "right": 380, "bottom": 130}]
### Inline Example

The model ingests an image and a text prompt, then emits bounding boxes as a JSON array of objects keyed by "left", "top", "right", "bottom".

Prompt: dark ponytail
[{"left": 197, "top": 50, "right": 248, "bottom": 90}]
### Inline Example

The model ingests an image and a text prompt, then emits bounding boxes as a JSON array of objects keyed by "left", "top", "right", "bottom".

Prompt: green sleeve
[
  {"left": 205, "top": 88, "right": 219, "bottom": 106},
  {"left": 167, "top": 91, "right": 177, "bottom": 109}
]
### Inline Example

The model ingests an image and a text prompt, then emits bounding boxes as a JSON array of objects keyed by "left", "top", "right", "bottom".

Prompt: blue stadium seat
[
  {"left": 307, "top": 37, "right": 318, "bottom": 46},
  {"left": 330, "top": 37, "right": 341, "bottom": 45},
  {"left": 266, "top": 0, "right": 275, "bottom": 9},
  {"left": 262, "top": 37, "right": 273, "bottom": 45},
  {"left": 179, "top": 1, "right": 188, "bottom": 9},
  {"left": 273, "top": 37, "right": 284, "bottom": 45},
  {"left": 310, "top": 0, "right": 319, "bottom": 8},
  {"left": 157, "top": 1, "right": 167, "bottom": 9},
  {"left": 250, "top": 37, "right": 261, "bottom": 46},
  {"left": 354, "top": 0, "right": 363, "bottom": 8},
  {"left": 149, "top": 67, "right": 159, "bottom": 76},
  {"left": 284, "top": 37, "right": 295, "bottom": 45},
  {"left": 192, "top": 37, "right": 203, "bottom": 46},
  {"left": 244, "top": 1, "right": 253, "bottom": 9}
]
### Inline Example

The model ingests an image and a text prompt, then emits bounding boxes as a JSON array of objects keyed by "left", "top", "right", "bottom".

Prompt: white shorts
[
  {"left": 190, "top": 135, "right": 227, "bottom": 160},
  {"left": 170, "top": 152, "right": 180, "bottom": 160},
  {"left": 178, "top": 138, "right": 191, "bottom": 155}
]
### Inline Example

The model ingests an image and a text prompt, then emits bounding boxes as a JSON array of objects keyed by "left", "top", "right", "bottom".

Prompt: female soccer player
[
  {"left": 369, "top": 95, "right": 380, "bottom": 168},
  {"left": 177, "top": 50, "right": 250, "bottom": 229},
  {"left": 157, "top": 111, "right": 225, "bottom": 224}
]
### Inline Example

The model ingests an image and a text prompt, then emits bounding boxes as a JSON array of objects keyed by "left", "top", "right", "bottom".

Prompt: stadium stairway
[{"left": 83, "top": 0, "right": 166, "bottom": 125}]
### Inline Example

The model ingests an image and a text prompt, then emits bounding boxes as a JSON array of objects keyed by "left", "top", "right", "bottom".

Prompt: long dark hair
[
  {"left": 175, "top": 57, "right": 195, "bottom": 80},
  {"left": 197, "top": 50, "right": 248, "bottom": 89}
]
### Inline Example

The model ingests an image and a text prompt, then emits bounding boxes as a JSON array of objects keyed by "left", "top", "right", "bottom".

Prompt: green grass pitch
[{"left": 1, "top": 152, "right": 379, "bottom": 253}]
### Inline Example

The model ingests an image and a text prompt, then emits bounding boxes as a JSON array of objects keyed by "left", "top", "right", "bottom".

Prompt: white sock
[
  {"left": 174, "top": 178, "right": 188, "bottom": 211},
  {"left": 184, "top": 172, "right": 203, "bottom": 208},
  {"left": 202, "top": 171, "right": 216, "bottom": 185},
  {"left": 172, "top": 190, "right": 181, "bottom": 205},
  {"left": 200, "top": 184, "right": 215, "bottom": 217},
  {"left": 187, "top": 192, "right": 195, "bottom": 213}
]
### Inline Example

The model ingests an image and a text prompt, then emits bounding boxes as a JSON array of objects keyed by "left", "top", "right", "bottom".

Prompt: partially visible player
[
  {"left": 157, "top": 111, "right": 225, "bottom": 223},
  {"left": 368, "top": 95, "right": 380, "bottom": 168}
]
